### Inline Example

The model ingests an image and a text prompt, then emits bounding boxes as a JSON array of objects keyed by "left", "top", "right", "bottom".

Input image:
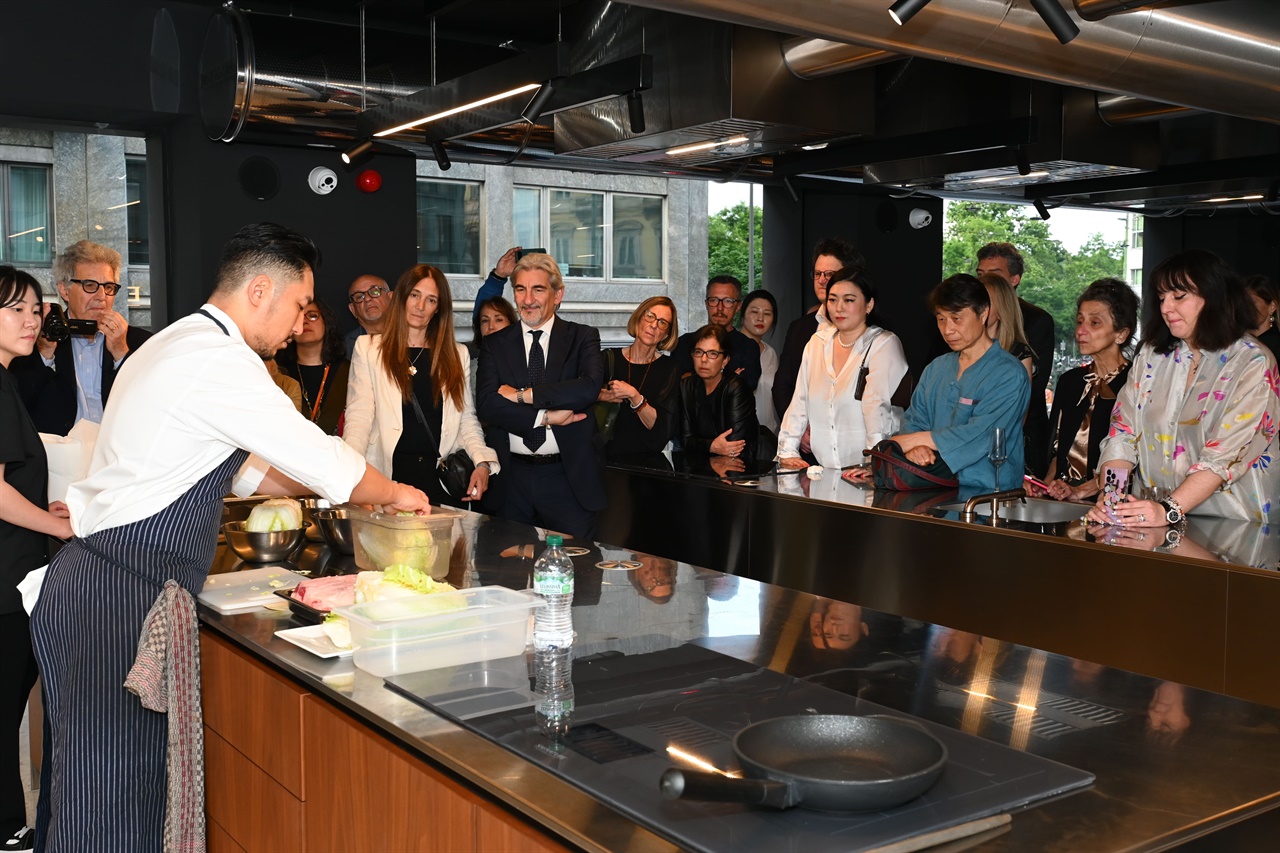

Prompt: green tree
[{"left": 707, "top": 202, "right": 764, "bottom": 289}]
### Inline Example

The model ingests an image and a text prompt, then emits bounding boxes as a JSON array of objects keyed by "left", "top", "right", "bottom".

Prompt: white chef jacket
[
  {"left": 776, "top": 324, "right": 908, "bottom": 468},
  {"left": 66, "top": 304, "right": 368, "bottom": 536}
]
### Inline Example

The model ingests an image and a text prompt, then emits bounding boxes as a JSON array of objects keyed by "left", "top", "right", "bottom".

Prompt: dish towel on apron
[{"left": 124, "top": 580, "right": 204, "bottom": 853}]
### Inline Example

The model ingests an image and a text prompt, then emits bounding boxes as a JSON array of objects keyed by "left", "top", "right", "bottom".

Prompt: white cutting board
[{"left": 199, "top": 567, "right": 307, "bottom": 614}]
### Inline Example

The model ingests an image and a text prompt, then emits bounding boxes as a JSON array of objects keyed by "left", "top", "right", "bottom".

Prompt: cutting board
[{"left": 199, "top": 567, "right": 307, "bottom": 614}]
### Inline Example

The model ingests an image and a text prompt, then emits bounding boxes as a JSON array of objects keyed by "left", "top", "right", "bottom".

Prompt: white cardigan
[{"left": 344, "top": 335, "right": 500, "bottom": 479}]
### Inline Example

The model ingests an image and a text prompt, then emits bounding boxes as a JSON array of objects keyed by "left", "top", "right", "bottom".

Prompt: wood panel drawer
[
  {"left": 205, "top": 727, "right": 303, "bottom": 853},
  {"left": 201, "top": 631, "right": 308, "bottom": 797}
]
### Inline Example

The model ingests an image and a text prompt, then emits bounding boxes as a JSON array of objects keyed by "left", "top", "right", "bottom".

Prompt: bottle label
[{"left": 534, "top": 573, "right": 573, "bottom": 595}]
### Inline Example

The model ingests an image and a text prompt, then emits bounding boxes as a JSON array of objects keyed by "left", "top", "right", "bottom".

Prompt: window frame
[
  {"left": 414, "top": 176, "right": 485, "bottom": 277},
  {"left": 1, "top": 161, "right": 54, "bottom": 267},
  {"left": 514, "top": 185, "right": 667, "bottom": 283}
]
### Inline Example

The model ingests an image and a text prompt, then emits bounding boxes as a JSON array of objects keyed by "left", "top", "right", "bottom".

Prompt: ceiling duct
[
  {"left": 780, "top": 37, "right": 901, "bottom": 78},
  {"left": 621, "top": 0, "right": 1280, "bottom": 126},
  {"left": 551, "top": 5, "right": 875, "bottom": 167}
]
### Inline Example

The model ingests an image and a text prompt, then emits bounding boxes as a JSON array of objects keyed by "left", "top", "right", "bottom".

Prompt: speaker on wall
[{"left": 238, "top": 156, "right": 280, "bottom": 201}]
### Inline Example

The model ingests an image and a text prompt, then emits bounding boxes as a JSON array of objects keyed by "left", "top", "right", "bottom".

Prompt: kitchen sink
[{"left": 932, "top": 498, "right": 1091, "bottom": 524}]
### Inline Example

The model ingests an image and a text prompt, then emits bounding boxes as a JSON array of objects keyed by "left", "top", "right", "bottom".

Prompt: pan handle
[{"left": 660, "top": 768, "right": 796, "bottom": 809}]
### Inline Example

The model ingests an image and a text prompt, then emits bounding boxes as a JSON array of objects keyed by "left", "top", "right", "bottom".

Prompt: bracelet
[
  {"left": 517, "top": 387, "right": 526, "bottom": 405},
  {"left": 630, "top": 396, "right": 646, "bottom": 410},
  {"left": 477, "top": 461, "right": 492, "bottom": 471},
  {"left": 541, "top": 412, "right": 551, "bottom": 428}
]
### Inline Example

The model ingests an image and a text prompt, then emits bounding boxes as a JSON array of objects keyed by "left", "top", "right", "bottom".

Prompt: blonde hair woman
[
  {"left": 979, "top": 272, "right": 1036, "bottom": 383},
  {"left": 345, "top": 264, "right": 498, "bottom": 507}
]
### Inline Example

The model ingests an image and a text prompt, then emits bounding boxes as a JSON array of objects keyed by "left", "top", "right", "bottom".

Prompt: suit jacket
[
  {"left": 772, "top": 310, "right": 825, "bottom": 417},
  {"left": 671, "top": 327, "right": 762, "bottom": 392},
  {"left": 11, "top": 326, "right": 151, "bottom": 436},
  {"left": 476, "top": 318, "right": 606, "bottom": 512},
  {"left": 1019, "top": 297, "right": 1056, "bottom": 477},
  {"left": 343, "top": 335, "right": 499, "bottom": 479}
]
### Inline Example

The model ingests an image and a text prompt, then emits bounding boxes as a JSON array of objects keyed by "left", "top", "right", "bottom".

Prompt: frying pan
[{"left": 660, "top": 714, "right": 947, "bottom": 812}]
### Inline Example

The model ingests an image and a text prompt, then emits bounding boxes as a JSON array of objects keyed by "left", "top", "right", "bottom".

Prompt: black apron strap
[{"left": 197, "top": 308, "right": 230, "bottom": 336}]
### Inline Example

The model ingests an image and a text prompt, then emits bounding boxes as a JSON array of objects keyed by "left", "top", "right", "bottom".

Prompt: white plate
[{"left": 275, "top": 624, "right": 354, "bottom": 659}]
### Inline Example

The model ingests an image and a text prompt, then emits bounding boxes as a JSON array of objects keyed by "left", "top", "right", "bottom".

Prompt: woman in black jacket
[{"left": 679, "top": 324, "right": 759, "bottom": 460}]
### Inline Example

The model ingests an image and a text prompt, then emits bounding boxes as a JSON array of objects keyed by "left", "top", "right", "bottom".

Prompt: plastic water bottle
[
  {"left": 535, "top": 645, "right": 575, "bottom": 743},
  {"left": 532, "top": 534, "right": 574, "bottom": 648}
]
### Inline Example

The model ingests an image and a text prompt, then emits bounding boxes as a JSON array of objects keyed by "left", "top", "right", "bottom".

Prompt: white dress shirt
[
  {"left": 508, "top": 316, "right": 562, "bottom": 456},
  {"left": 66, "top": 304, "right": 368, "bottom": 536},
  {"left": 777, "top": 324, "right": 908, "bottom": 468}
]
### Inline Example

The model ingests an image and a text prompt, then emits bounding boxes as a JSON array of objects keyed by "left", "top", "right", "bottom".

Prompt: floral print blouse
[{"left": 1098, "top": 338, "right": 1280, "bottom": 520}]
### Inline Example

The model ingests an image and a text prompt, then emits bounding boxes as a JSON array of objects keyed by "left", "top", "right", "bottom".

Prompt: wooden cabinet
[{"left": 201, "top": 631, "right": 573, "bottom": 853}]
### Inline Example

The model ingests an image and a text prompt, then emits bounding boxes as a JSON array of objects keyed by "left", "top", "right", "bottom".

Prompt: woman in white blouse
[
  {"left": 777, "top": 268, "right": 909, "bottom": 470},
  {"left": 737, "top": 289, "right": 779, "bottom": 433},
  {"left": 345, "top": 264, "right": 499, "bottom": 507}
]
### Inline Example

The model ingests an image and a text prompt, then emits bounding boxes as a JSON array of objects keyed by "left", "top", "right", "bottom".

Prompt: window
[
  {"left": 416, "top": 179, "right": 481, "bottom": 275},
  {"left": 2, "top": 163, "right": 52, "bottom": 265},
  {"left": 125, "top": 156, "right": 149, "bottom": 266},
  {"left": 515, "top": 186, "right": 665, "bottom": 280},
  {"left": 1130, "top": 268, "right": 1143, "bottom": 290},
  {"left": 1130, "top": 214, "right": 1144, "bottom": 249}
]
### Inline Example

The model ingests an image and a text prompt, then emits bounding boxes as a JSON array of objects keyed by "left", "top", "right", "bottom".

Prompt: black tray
[{"left": 273, "top": 587, "right": 329, "bottom": 624}]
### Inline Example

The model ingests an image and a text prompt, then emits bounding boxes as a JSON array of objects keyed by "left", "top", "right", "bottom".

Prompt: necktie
[{"left": 527, "top": 329, "right": 547, "bottom": 450}]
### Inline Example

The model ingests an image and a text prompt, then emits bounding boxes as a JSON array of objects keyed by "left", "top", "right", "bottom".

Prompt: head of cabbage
[
  {"left": 357, "top": 523, "right": 439, "bottom": 574},
  {"left": 246, "top": 498, "right": 303, "bottom": 532}
]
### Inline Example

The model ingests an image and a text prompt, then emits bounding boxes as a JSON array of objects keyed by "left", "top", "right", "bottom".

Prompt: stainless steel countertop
[{"left": 201, "top": 508, "right": 1280, "bottom": 851}]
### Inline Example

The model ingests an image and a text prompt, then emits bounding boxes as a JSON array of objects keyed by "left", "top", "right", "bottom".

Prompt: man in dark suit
[
  {"left": 772, "top": 238, "right": 865, "bottom": 419},
  {"left": 477, "top": 253, "right": 605, "bottom": 539},
  {"left": 671, "top": 275, "right": 762, "bottom": 391},
  {"left": 12, "top": 240, "right": 150, "bottom": 435},
  {"left": 976, "top": 242, "right": 1056, "bottom": 478}
]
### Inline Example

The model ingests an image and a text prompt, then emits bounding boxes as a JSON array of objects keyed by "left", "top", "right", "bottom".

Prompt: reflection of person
[
  {"left": 1044, "top": 280, "right": 1137, "bottom": 501},
  {"left": 847, "top": 275, "right": 1028, "bottom": 490},
  {"left": 737, "top": 290, "right": 779, "bottom": 432},
  {"left": 778, "top": 268, "right": 907, "bottom": 469},
  {"left": 31, "top": 223, "right": 430, "bottom": 850},
  {"left": 629, "top": 554, "right": 678, "bottom": 603},
  {"left": 276, "top": 298, "right": 351, "bottom": 435},
  {"left": 11, "top": 240, "right": 151, "bottom": 436},
  {"left": 678, "top": 324, "right": 758, "bottom": 460},
  {"left": 598, "top": 297, "right": 680, "bottom": 458},
  {"left": 1147, "top": 681, "right": 1192, "bottom": 744},
  {"left": 808, "top": 599, "right": 868, "bottom": 651},
  {"left": 0, "top": 267, "right": 72, "bottom": 849},
  {"left": 344, "top": 264, "right": 498, "bottom": 507},
  {"left": 476, "top": 253, "right": 605, "bottom": 538},
  {"left": 1088, "top": 250, "right": 1280, "bottom": 525}
]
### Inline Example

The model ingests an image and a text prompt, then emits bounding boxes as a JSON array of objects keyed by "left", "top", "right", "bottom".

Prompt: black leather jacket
[{"left": 678, "top": 372, "right": 759, "bottom": 455}]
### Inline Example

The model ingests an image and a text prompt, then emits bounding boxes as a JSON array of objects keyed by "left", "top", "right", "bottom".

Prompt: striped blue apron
[{"left": 30, "top": 309, "right": 249, "bottom": 852}]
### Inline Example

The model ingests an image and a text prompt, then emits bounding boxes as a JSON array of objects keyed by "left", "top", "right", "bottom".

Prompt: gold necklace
[{"left": 408, "top": 345, "right": 427, "bottom": 377}]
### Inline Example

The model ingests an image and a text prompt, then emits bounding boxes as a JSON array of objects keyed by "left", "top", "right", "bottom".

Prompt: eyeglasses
[
  {"left": 641, "top": 310, "right": 671, "bottom": 331},
  {"left": 68, "top": 278, "right": 121, "bottom": 296},
  {"left": 349, "top": 285, "right": 389, "bottom": 304},
  {"left": 302, "top": 311, "right": 322, "bottom": 322},
  {"left": 705, "top": 297, "right": 740, "bottom": 308},
  {"left": 813, "top": 270, "right": 837, "bottom": 281},
  {"left": 692, "top": 348, "right": 725, "bottom": 360}
]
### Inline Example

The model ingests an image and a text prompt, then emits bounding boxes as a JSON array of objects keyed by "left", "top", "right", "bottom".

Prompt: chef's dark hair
[
  {"left": 213, "top": 223, "right": 321, "bottom": 296},
  {"left": 0, "top": 265, "right": 43, "bottom": 310}
]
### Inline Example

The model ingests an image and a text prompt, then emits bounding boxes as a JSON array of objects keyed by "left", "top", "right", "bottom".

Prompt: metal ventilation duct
[{"left": 621, "top": 0, "right": 1280, "bottom": 126}]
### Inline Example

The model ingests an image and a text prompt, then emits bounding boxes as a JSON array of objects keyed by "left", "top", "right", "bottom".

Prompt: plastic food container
[
  {"left": 347, "top": 507, "right": 462, "bottom": 578},
  {"left": 336, "top": 586, "right": 543, "bottom": 677}
]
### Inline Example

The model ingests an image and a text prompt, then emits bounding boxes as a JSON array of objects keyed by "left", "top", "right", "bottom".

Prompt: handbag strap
[{"left": 409, "top": 392, "right": 442, "bottom": 456}]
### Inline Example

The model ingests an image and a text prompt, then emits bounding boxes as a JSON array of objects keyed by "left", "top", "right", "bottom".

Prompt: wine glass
[{"left": 989, "top": 428, "right": 1008, "bottom": 488}]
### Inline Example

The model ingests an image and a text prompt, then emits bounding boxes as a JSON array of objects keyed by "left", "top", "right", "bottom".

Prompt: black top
[
  {"left": 1255, "top": 326, "right": 1280, "bottom": 363},
  {"left": 1047, "top": 361, "right": 1131, "bottom": 484},
  {"left": 393, "top": 349, "right": 445, "bottom": 497},
  {"left": 773, "top": 311, "right": 820, "bottom": 418},
  {"left": 282, "top": 360, "right": 350, "bottom": 435},
  {"left": 601, "top": 350, "right": 679, "bottom": 459},
  {"left": 678, "top": 372, "right": 759, "bottom": 455},
  {"left": 1019, "top": 298, "right": 1056, "bottom": 477},
  {"left": 671, "top": 327, "right": 763, "bottom": 392},
  {"left": 0, "top": 364, "right": 50, "bottom": 613}
]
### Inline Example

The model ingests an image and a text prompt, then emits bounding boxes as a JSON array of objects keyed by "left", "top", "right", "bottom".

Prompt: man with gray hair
[{"left": 12, "top": 240, "right": 150, "bottom": 435}]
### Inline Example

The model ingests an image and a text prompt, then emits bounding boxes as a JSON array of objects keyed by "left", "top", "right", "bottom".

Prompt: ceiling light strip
[
  {"left": 666, "top": 136, "right": 749, "bottom": 157},
  {"left": 373, "top": 83, "right": 542, "bottom": 138}
]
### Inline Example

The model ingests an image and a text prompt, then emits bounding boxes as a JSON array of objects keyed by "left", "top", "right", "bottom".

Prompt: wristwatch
[
  {"left": 517, "top": 387, "right": 527, "bottom": 405},
  {"left": 1158, "top": 526, "right": 1184, "bottom": 551},
  {"left": 1157, "top": 497, "right": 1185, "bottom": 526}
]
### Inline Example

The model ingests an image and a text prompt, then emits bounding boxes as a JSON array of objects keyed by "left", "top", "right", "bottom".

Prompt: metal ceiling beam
[{"left": 1023, "top": 153, "right": 1280, "bottom": 200}]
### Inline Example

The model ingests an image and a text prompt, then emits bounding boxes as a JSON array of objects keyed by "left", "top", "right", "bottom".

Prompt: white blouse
[
  {"left": 776, "top": 325, "right": 908, "bottom": 468},
  {"left": 756, "top": 343, "right": 779, "bottom": 432}
]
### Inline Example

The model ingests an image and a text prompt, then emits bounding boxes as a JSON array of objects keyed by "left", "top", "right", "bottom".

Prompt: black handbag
[{"left": 409, "top": 392, "right": 477, "bottom": 499}]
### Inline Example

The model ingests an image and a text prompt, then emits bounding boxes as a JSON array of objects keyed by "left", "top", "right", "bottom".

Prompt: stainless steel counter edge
[{"left": 198, "top": 612, "right": 680, "bottom": 853}]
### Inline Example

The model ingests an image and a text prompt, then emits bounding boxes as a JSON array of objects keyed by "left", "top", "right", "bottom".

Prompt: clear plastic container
[
  {"left": 346, "top": 506, "right": 462, "bottom": 579},
  {"left": 335, "top": 586, "right": 543, "bottom": 677}
]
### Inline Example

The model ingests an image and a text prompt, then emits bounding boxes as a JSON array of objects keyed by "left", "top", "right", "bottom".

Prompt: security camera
[
  {"left": 908, "top": 208, "right": 932, "bottom": 229},
  {"left": 308, "top": 166, "right": 338, "bottom": 195}
]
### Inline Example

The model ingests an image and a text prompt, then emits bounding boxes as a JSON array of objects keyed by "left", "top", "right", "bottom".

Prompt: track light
[
  {"left": 1033, "top": 199, "right": 1051, "bottom": 220},
  {"left": 1030, "top": 0, "right": 1080, "bottom": 45},
  {"left": 341, "top": 139, "right": 374, "bottom": 166},
  {"left": 1014, "top": 146, "right": 1031, "bottom": 176},
  {"left": 627, "top": 90, "right": 645, "bottom": 134},
  {"left": 431, "top": 140, "right": 451, "bottom": 171},
  {"left": 888, "top": 0, "right": 934, "bottom": 26},
  {"left": 521, "top": 81, "right": 556, "bottom": 124}
]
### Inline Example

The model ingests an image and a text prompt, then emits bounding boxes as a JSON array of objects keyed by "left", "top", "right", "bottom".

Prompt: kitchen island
[{"left": 201, "top": 509, "right": 1280, "bottom": 852}]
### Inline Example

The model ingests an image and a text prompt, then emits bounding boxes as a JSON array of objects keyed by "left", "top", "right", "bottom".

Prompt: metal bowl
[
  {"left": 311, "top": 507, "right": 355, "bottom": 555},
  {"left": 221, "top": 520, "right": 305, "bottom": 563},
  {"left": 300, "top": 497, "right": 332, "bottom": 542}
]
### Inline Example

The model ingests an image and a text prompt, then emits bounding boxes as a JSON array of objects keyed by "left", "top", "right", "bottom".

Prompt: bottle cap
[{"left": 546, "top": 534, "right": 564, "bottom": 547}]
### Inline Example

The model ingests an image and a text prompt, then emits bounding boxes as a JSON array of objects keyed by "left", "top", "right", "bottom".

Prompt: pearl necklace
[{"left": 835, "top": 332, "right": 860, "bottom": 349}]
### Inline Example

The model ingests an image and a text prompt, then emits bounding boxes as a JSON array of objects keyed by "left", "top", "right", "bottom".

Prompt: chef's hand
[
  {"left": 710, "top": 430, "right": 746, "bottom": 457},
  {"left": 385, "top": 482, "right": 431, "bottom": 515},
  {"left": 466, "top": 464, "right": 490, "bottom": 501},
  {"left": 495, "top": 247, "right": 520, "bottom": 279},
  {"left": 100, "top": 309, "right": 131, "bottom": 362}
]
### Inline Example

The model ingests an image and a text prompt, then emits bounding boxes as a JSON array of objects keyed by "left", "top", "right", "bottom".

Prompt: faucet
[{"left": 961, "top": 488, "right": 1027, "bottom": 521}]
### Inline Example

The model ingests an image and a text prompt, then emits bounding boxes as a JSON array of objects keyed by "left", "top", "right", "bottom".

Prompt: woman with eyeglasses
[
  {"left": 597, "top": 297, "right": 681, "bottom": 460},
  {"left": 737, "top": 289, "right": 780, "bottom": 433},
  {"left": 344, "top": 264, "right": 499, "bottom": 508},
  {"left": 276, "top": 298, "right": 350, "bottom": 435},
  {"left": 0, "top": 266, "right": 72, "bottom": 850},
  {"left": 678, "top": 324, "right": 759, "bottom": 467}
]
